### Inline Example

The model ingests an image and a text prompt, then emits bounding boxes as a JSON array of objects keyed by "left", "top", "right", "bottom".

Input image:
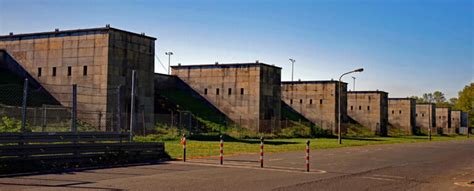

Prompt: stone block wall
[
  {"left": 281, "top": 81, "right": 347, "bottom": 133},
  {"left": 347, "top": 91, "right": 388, "bottom": 136},
  {"left": 415, "top": 103, "right": 436, "bottom": 134},
  {"left": 435, "top": 107, "right": 451, "bottom": 134},
  {"left": 388, "top": 98, "right": 416, "bottom": 135},
  {"left": 171, "top": 63, "right": 281, "bottom": 132}
]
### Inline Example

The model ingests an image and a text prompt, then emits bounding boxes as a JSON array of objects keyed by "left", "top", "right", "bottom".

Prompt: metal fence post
[
  {"left": 71, "top": 84, "right": 77, "bottom": 133},
  {"left": 260, "top": 136, "right": 264, "bottom": 168},
  {"left": 21, "top": 78, "right": 28, "bottom": 133},
  {"left": 129, "top": 70, "right": 137, "bottom": 142},
  {"left": 306, "top": 140, "right": 310, "bottom": 172},
  {"left": 116, "top": 85, "right": 122, "bottom": 132},
  {"left": 220, "top": 135, "right": 224, "bottom": 165}
]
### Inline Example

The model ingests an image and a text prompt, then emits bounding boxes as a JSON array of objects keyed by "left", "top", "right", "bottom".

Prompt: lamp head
[{"left": 354, "top": 68, "right": 364, "bottom": 72}]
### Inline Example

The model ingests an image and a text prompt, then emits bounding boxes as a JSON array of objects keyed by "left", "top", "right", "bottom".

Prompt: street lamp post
[
  {"left": 289, "top": 59, "right": 295, "bottom": 81},
  {"left": 165, "top": 52, "right": 174, "bottom": 75},
  {"left": 352, "top": 76, "right": 356, "bottom": 91},
  {"left": 338, "top": 68, "right": 364, "bottom": 144}
]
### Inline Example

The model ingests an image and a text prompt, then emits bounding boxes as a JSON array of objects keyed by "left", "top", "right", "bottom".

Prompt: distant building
[
  {"left": 347, "top": 91, "right": 389, "bottom": 136},
  {"left": 171, "top": 62, "right": 281, "bottom": 133},
  {"left": 435, "top": 107, "right": 451, "bottom": 134},
  {"left": 451, "top": 110, "right": 462, "bottom": 133},
  {"left": 388, "top": 98, "right": 416, "bottom": 135},
  {"left": 415, "top": 103, "right": 436, "bottom": 134},
  {"left": 0, "top": 26, "right": 156, "bottom": 131},
  {"left": 281, "top": 81, "right": 348, "bottom": 133}
]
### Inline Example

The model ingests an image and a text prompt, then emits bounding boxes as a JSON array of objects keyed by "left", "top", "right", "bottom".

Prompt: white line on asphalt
[
  {"left": 361, "top": 176, "right": 397, "bottom": 182},
  {"left": 165, "top": 161, "right": 327, "bottom": 174}
]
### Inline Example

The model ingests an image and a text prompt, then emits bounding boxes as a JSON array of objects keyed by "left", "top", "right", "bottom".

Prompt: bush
[{"left": 0, "top": 116, "right": 30, "bottom": 133}]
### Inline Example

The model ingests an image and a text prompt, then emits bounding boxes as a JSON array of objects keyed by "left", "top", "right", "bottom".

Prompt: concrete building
[
  {"left": 388, "top": 98, "right": 416, "bottom": 135},
  {"left": 281, "top": 81, "right": 347, "bottom": 133},
  {"left": 435, "top": 107, "right": 451, "bottom": 134},
  {"left": 0, "top": 26, "right": 156, "bottom": 131},
  {"left": 451, "top": 110, "right": 462, "bottom": 134},
  {"left": 347, "top": 91, "right": 389, "bottom": 136},
  {"left": 171, "top": 62, "right": 281, "bottom": 133},
  {"left": 415, "top": 103, "right": 436, "bottom": 134}
]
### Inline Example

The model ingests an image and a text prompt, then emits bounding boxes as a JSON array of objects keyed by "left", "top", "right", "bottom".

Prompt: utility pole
[
  {"left": 289, "top": 58, "right": 295, "bottom": 81},
  {"left": 165, "top": 52, "right": 174, "bottom": 75},
  {"left": 129, "top": 70, "right": 137, "bottom": 141}
]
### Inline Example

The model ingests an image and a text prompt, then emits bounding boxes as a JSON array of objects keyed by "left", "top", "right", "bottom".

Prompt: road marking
[
  {"left": 454, "top": 181, "right": 474, "bottom": 188},
  {"left": 268, "top": 158, "right": 283, "bottom": 161},
  {"left": 372, "top": 174, "right": 405, "bottom": 179},
  {"left": 361, "top": 176, "right": 397, "bottom": 182},
  {"left": 165, "top": 161, "right": 326, "bottom": 174}
]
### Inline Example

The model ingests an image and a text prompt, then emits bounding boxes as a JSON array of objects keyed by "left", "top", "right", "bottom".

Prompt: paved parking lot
[{"left": 0, "top": 139, "right": 473, "bottom": 191}]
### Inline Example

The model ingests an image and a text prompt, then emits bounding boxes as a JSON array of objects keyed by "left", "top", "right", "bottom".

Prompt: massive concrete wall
[
  {"left": 171, "top": 63, "right": 281, "bottom": 133},
  {"left": 281, "top": 81, "right": 347, "bottom": 133},
  {"left": 435, "top": 107, "right": 451, "bottom": 134},
  {"left": 388, "top": 98, "right": 416, "bottom": 135},
  {"left": 415, "top": 103, "right": 436, "bottom": 134},
  {"left": 451, "top": 110, "right": 461, "bottom": 133},
  {"left": 0, "top": 27, "right": 155, "bottom": 131},
  {"left": 347, "top": 91, "right": 388, "bottom": 136}
]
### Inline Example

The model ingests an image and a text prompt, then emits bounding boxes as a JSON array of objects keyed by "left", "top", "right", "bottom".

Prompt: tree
[
  {"left": 454, "top": 83, "right": 474, "bottom": 127},
  {"left": 410, "top": 96, "right": 425, "bottom": 103},
  {"left": 432, "top": 91, "right": 446, "bottom": 104},
  {"left": 449, "top": 97, "right": 458, "bottom": 106},
  {"left": 422, "top": 93, "right": 434, "bottom": 103}
]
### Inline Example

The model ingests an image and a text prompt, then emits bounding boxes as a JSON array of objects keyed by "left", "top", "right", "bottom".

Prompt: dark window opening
[
  {"left": 216, "top": 88, "right": 220, "bottom": 95},
  {"left": 83, "top": 65, "right": 88, "bottom": 76},
  {"left": 320, "top": 99, "right": 323, "bottom": 104},
  {"left": 351, "top": 106, "right": 353, "bottom": 110},
  {"left": 204, "top": 88, "right": 208, "bottom": 95},
  {"left": 399, "top": 110, "right": 402, "bottom": 114},
  {"left": 392, "top": 110, "right": 395, "bottom": 114},
  {"left": 240, "top": 88, "right": 244, "bottom": 95},
  {"left": 310, "top": 99, "right": 313, "bottom": 104},
  {"left": 67, "top": 66, "right": 72, "bottom": 76},
  {"left": 300, "top": 99, "right": 303, "bottom": 104},
  {"left": 38, "top": 67, "right": 42, "bottom": 77},
  {"left": 416, "top": 113, "right": 418, "bottom": 117},
  {"left": 367, "top": 106, "right": 370, "bottom": 111},
  {"left": 422, "top": 113, "right": 424, "bottom": 117},
  {"left": 52, "top": 67, "right": 56, "bottom": 77},
  {"left": 290, "top": 99, "right": 293, "bottom": 104},
  {"left": 228, "top": 88, "right": 232, "bottom": 95},
  {"left": 359, "top": 106, "right": 362, "bottom": 110}
]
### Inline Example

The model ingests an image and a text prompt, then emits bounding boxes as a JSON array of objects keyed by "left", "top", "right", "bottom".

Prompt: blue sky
[{"left": 0, "top": 0, "right": 472, "bottom": 98}]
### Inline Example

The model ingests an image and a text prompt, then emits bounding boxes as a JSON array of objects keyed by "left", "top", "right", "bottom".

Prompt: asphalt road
[{"left": 0, "top": 139, "right": 473, "bottom": 191}]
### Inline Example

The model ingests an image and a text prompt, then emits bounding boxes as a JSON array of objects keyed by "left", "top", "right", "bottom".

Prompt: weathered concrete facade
[
  {"left": 415, "top": 103, "right": 436, "bottom": 134},
  {"left": 347, "top": 91, "right": 388, "bottom": 136},
  {"left": 451, "top": 110, "right": 461, "bottom": 133},
  {"left": 171, "top": 63, "right": 281, "bottom": 132},
  {"left": 281, "top": 81, "right": 347, "bottom": 133},
  {"left": 435, "top": 107, "right": 451, "bottom": 134},
  {"left": 388, "top": 98, "right": 416, "bottom": 135},
  {"left": 0, "top": 26, "right": 156, "bottom": 131}
]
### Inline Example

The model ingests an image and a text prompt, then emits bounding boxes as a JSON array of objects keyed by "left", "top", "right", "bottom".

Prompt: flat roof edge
[
  {"left": 0, "top": 27, "right": 157, "bottom": 40},
  {"left": 171, "top": 63, "right": 282, "bottom": 69}
]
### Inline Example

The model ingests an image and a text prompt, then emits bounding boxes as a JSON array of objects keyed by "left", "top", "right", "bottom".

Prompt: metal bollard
[
  {"left": 220, "top": 135, "right": 224, "bottom": 165},
  {"left": 306, "top": 140, "right": 310, "bottom": 172},
  {"left": 181, "top": 134, "right": 186, "bottom": 162},
  {"left": 260, "top": 136, "right": 264, "bottom": 168}
]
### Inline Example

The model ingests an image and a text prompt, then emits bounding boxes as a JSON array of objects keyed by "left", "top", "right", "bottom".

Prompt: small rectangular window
[
  {"left": 351, "top": 106, "right": 353, "bottom": 110},
  {"left": 320, "top": 99, "right": 323, "bottom": 104},
  {"left": 309, "top": 99, "right": 313, "bottom": 105},
  {"left": 204, "top": 88, "right": 208, "bottom": 95},
  {"left": 228, "top": 88, "right": 232, "bottom": 95},
  {"left": 38, "top": 67, "right": 42, "bottom": 77},
  {"left": 83, "top": 65, "right": 88, "bottom": 76},
  {"left": 399, "top": 110, "right": 402, "bottom": 114},
  {"left": 240, "top": 88, "right": 244, "bottom": 95},
  {"left": 367, "top": 106, "right": 370, "bottom": 111},
  {"left": 290, "top": 99, "right": 293, "bottom": 104},
  {"left": 359, "top": 106, "right": 362, "bottom": 110},
  {"left": 416, "top": 113, "right": 418, "bottom": 117},
  {"left": 392, "top": 110, "right": 395, "bottom": 114},
  {"left": 300, "top": 99, "right": 303, "bottom": 104},
  {"left": 216, "top": 88, "right": 219, "bottom": 95},
  {"left": 52, "top": 67, "right": 56, "bottom": 77},
  {"left": 67, "top": 66, "right": 72, "bottom": 76},
  {"left": 422, "top": 113, "right": 424, "bottom": 117}
]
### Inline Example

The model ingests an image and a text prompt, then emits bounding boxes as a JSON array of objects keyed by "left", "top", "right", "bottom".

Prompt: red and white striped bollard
[
  {"left": 306, "top": 140, "right": 310, "bottom": 172},
  {"left": 220, "top": 135, "right": 224, "bottom": 165}
]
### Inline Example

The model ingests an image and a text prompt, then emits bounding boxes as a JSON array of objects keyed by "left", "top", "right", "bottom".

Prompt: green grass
[{"left": 136, "top": 135, "right": 471, "bottom": 159}]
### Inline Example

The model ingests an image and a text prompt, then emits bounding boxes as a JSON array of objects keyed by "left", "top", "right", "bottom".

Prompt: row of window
[
  {"left": 204, "top": 88, "right": 245, "bottom": 95},
  {"left": 38, "top": 66, "right": 88, "bottom": 77},
  {"left": 391, "top": 110, "right": 403, "bottom": 114},
  {"left": 350, "top": 105, "right": 370, "bottom": 111},
  {"left": 289, "top": 99, "right": 323, "bottom": 105}
]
